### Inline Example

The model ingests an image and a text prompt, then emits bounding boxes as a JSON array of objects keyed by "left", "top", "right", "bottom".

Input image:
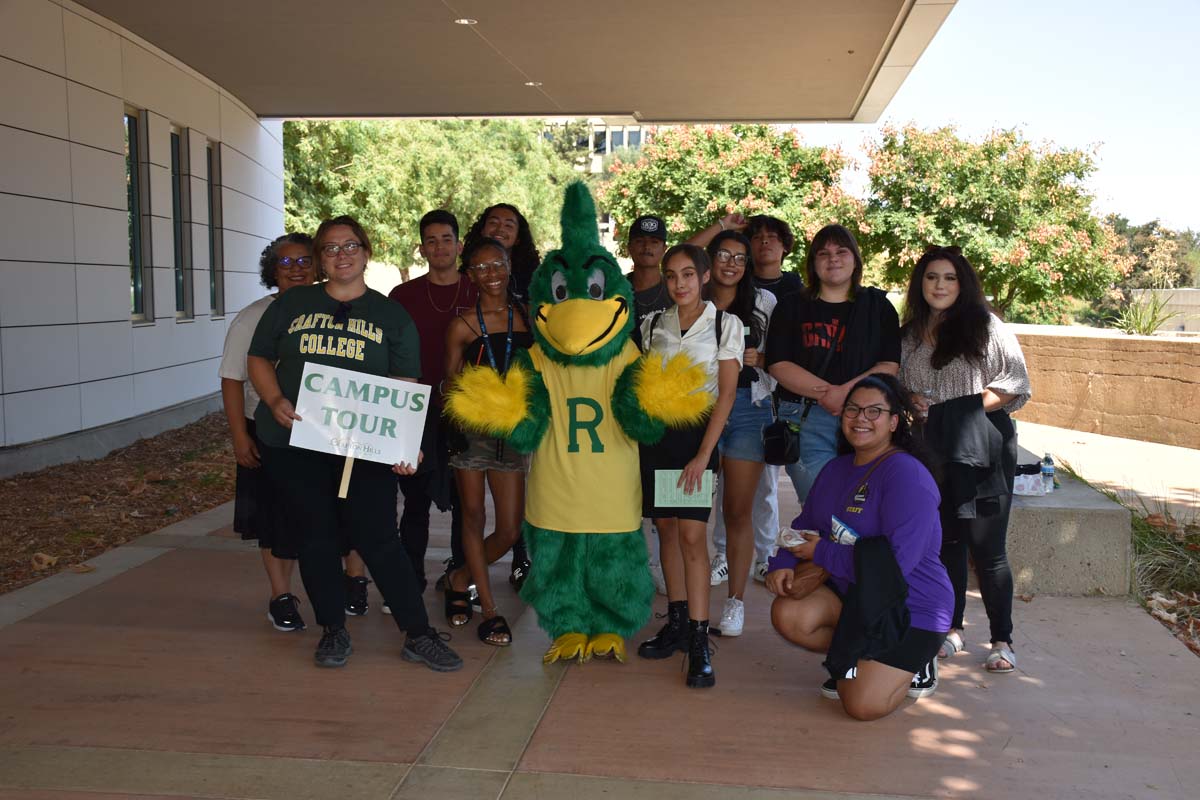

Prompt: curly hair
[
  {"left": 258, "top": 232, "right": 314, "bottom": 288},
  {"left": 704, "top": 230, "right": 767, "bottom": 342},
  {"left": 901, "top": 246, "right": 990, "bottom": 368},
  {"left": 835, "top": 373, "right": 937, "bottom": 476},
  {"left": 461, "top": 204, "right": 540, "bottom": 286}
]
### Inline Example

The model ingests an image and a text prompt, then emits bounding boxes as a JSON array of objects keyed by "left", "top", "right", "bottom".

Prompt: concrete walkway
[
  {"left": 1, "top": 500, "right": 1198, "bottom": 800},
  {"left": 1017, "top": 421, "right": 1200, "bottom": 521}
]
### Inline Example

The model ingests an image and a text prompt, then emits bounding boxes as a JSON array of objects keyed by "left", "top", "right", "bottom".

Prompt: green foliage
[
  {"left": 1081, "top": 216, "right": 1200, "bottom": 326},
  {"left": 284, "top": 120, "right": 579, "bottom": 269},
  {"left": 863, "top": 125, "right": 1130, "bottom": 322},
  {"left": 1114, "top": 288, "right": 1182, "bottom": 335},
  {"left": 598, "top": 125, "right": 863, "bottom": 256}
]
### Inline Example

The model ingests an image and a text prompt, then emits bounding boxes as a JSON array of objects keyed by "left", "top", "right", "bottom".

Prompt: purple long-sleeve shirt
[{"left": 768, "top": 452, "right": 953, "bottom": 633}]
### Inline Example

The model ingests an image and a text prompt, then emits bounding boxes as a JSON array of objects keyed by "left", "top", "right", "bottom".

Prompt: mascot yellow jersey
[{"left": 525, "top": 340, "right": 642, "bottom": 534}]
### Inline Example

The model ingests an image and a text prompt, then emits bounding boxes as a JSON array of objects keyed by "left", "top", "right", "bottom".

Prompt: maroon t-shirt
[{"left": 388, "top": 274, "right": 478, "bottom": 403}]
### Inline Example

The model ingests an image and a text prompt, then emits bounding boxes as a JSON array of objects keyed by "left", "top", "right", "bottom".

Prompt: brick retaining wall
[{"left": 1012, "top": 326, "right": 1200, "bottom": 449}]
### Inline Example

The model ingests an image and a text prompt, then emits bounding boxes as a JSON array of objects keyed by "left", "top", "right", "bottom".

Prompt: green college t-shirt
[{"left": 248, "top": 284, "right": 421, "bottom": 447}]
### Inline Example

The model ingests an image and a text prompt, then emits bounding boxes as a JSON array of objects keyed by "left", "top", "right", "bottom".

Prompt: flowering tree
[
  {"left": 864, "top": 125, "right": 1130, "bottom": 322},
  {"left": 599, "top": 125, "right": 864, "bottom": 255}
]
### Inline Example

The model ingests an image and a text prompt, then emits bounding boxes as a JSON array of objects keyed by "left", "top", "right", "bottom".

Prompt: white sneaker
[
  {"left": 709, "top": 552, "right": 729, "bottom": 586},
  {"left": 718, "top": 597, "right": 744, "bottom": 637},
  {"left": 752, "top": 560, "right": 769, "bottom": 583},
  {"left": 649, "top": 562, "right": 668, "bottom": 596}
]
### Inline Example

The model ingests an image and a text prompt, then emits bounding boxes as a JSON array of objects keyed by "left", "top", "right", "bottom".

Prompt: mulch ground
[{"left": 0, "top": 413, "right": 235, "bottom": 596}]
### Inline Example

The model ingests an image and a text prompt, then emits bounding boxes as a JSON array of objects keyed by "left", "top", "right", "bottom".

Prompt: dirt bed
[{"left": 0, "top": 413, "right": 235, "bottom": 595}]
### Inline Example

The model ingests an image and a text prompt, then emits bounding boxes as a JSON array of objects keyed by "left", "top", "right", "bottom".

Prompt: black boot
[
  {"left": 686, "top": 619, "right": 715, "bottom": 688},
  {"left": 637, "top": 600, "right": 688, "bottom": 659}
]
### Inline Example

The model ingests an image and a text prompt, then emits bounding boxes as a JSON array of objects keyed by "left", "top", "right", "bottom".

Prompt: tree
[
  {"left": 285, "top": 120, "right": 579, "bottom": 277},
  {"left": 863, "top": 125, "right": 1130, "bottom": 322},
  {"left": 598, "top": 125, "right": 863, "bottom": 256}
]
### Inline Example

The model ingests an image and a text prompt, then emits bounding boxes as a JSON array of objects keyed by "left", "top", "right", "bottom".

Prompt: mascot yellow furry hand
[{"left": 445, "top": 183, "right": 711, "bottom": 664}]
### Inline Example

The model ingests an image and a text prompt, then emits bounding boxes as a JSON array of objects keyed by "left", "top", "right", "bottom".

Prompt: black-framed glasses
[
  {"left": 468, "top": 260, "right": 509, "bottom": 274},
  {"left": 713, "top": 249, "right": 748, "bottom": 267},
  {"left": 842, "top": 404, "right": 892, "bottom": 421},
  {"left": 277, "top": 256, "right": 313, "bottom": 267},
  {"left": 321, "top": 242, "right": 363, "bottom": 256}
]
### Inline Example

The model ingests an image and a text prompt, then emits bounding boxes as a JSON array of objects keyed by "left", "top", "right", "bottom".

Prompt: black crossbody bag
[{"left": 762, "top": 318, "right": 843, "bottom": 466}]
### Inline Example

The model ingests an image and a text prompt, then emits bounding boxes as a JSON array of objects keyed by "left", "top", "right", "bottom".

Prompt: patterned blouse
[{"left": 899, "top": 314, "right": 1031, "bottom": 414}]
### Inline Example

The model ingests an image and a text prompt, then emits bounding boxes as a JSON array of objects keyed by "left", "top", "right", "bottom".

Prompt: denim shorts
[{"left": 718, "top": 387, "right": 774, "bottom": 462}]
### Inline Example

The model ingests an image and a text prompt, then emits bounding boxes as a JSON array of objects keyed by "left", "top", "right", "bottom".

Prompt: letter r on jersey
[{"left": 566, "top": 397, "right": 604, "bottom": 453}]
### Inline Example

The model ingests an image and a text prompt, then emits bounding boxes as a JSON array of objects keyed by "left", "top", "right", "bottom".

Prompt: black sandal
[
  {"left": 477, "top": 615, "right": 512, "bottom": 647},
  {"left": 443, "top": 577, "right": 472, "bottom": 628}
]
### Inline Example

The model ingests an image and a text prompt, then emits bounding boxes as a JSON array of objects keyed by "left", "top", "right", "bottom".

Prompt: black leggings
[
  {"left": 261, "top": 444, "right": 430, "bottom": 634},
  {"left": 939, "top": 495, "right": 1014, "bottom": 644}
]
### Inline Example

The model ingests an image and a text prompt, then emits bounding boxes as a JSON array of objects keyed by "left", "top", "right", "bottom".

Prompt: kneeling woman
[
  {"left": 636, "top": 244, "right": 743, "bottom": 688},
  {"left": 766, "top": 374, "right": 951, "bottom": 720},
  {"left": 442, "top": 238, "right": 532, "bottom": 645}
]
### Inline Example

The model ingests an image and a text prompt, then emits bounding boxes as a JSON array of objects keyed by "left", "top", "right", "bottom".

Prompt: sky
[{"left": 792, "top": 0, "right": 1200, "bottom": 231}]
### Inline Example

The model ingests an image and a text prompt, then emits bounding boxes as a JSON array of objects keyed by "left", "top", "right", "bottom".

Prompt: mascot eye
[
  {"left": 551, "top": 272, "right": 568, "bottom": 302},
  {"left": 587, "top": 268, "right": 605, "bottom": 300}
]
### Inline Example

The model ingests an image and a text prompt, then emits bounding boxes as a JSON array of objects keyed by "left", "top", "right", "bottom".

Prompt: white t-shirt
[
  {"left": 639, "top": 301, "right": 744, "bottom": 397},
  {"left": 218, "top": 294, "right": 274, "bottom": 419}
]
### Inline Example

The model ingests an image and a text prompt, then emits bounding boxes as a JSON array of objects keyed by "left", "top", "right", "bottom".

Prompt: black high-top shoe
[
  {"left": 685, "top": 619, "right": 715, "bottom": 688},
  {"left": 637, "top": 600, "right": 688, "bottom": 659}
]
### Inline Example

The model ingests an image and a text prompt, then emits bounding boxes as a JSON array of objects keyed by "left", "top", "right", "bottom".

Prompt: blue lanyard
[{"left": 476, "top": 301, "right": 514, "bottom": 375}]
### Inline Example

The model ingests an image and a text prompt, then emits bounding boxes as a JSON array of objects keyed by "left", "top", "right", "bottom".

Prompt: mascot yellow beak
[{"left": 536, "top": 297, "right": 629, "bottom": 357}]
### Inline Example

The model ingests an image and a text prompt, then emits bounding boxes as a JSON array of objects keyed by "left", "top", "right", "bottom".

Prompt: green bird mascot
[{"left": 445, "top": 182, "right": 712, "bottom": 664}]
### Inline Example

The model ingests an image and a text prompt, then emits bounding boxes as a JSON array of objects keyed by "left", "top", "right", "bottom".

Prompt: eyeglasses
[
  {"left": 713, "top": 249, "right": 748, "bottom": 267},
  {"left": 320, "top": 242, "right": 363, "bottom": 256},
  {"left": 468, "top": 260, "right": 509, "bottom": 274},
  {"left": 277, "top": 256, "right": 313, "bottom": 267},
  {"left": 842, "top": 404, "right": 892, "bottom": 421}
]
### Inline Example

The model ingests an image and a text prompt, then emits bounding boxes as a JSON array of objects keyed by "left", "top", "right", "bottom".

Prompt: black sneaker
[
  {"left": 402, "top": 628, "right": 464, "bottom": 672},
  {"left": 820, "top": 677, "right": 840, "bottom": 700},
  {"left": 345, "top": 573, "right": 370, "bottom": 616},
  {"left": 907, "top": 658, "right": 938, "bottom": 698},
  {"left": 267, "top": 593, "right": 306, "bottom": 632},
  {"left": 314, "top": 626, "right": 352, "bottom": 668}
]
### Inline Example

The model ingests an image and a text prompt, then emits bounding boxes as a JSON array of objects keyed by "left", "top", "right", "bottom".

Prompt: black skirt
[
  {"left": 233, "top": 419, "right": 299, "bottom": 559},
  {"left": 640, "top": 423, "right": 720, "bottom": 522}
]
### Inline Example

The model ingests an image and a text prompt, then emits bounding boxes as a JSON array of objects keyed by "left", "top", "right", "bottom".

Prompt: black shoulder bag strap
[{"left": 643, "top": 311, "right": 661, "bottom": 354}]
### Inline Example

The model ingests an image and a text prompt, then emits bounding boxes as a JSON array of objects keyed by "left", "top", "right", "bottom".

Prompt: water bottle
[{"left": 1041, "top": 453, "right": 1055, "bottom": 493}]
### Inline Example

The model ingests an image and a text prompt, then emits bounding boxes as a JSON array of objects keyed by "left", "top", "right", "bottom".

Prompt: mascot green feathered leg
[{"left": 445, "top": 182, "right": 713, "bottom": 664}]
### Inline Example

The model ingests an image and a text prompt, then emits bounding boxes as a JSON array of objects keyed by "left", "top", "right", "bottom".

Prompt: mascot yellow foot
[
  {"left": 584, "top": 633, "right": 626, "bottom": 663},
  {"left": 543, "top": 632, "right": 589, "bottom": 664}
]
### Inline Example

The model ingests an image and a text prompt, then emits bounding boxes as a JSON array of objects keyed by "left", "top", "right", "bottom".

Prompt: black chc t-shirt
[{"left": 765, "top": 288, "right": 900, "bottom": 401}]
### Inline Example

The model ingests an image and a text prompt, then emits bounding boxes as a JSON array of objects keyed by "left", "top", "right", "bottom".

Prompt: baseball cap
[{"left": 628, "top": 215, "right": 667, "bottom": 242}]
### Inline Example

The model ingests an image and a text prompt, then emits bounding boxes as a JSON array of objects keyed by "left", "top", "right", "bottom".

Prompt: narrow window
[
  {"left": 125, "top": 108, "right": 153, "bottom": 321},
  {"left": 170, "top": 128, "right": 193, "bottom": 318},
  {"left": 207, "top": 142, "right": 224, "bottom": 315}
]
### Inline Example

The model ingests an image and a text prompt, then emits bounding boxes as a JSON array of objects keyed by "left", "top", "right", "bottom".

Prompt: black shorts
[
  {"left": 640, "top": 424, "right": 720, "bottom": 522},
  {"left": 870, "top": 627, "right": 946, "bottom": 673}
]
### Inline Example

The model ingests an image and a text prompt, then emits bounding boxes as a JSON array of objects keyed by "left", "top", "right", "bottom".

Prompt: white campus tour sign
[{"left": 290, "top": 362, "right": 429, "bottom": 468}]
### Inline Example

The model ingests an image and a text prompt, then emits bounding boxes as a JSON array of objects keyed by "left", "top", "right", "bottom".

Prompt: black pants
[
  {"left": 397, "top": 470, "right": 463, "bottom": 584},
  {"left": 939, "top": 494, "right": 1014, "bottom": 644},
  {"left": 261, "top": 444, "right": 430, "bottom": 634},
  {"left": 936, "top": 409, "right": 1017, "bottom": 646}
]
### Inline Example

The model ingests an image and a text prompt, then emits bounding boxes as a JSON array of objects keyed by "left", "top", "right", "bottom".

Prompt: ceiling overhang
[{"left": 73, "top": 0, "right": 955, "bottom": 123}]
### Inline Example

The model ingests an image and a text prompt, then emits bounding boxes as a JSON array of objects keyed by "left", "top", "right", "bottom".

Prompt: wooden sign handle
[{"left": 338, "top": 456, "right": 355, "bottom": 498}]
